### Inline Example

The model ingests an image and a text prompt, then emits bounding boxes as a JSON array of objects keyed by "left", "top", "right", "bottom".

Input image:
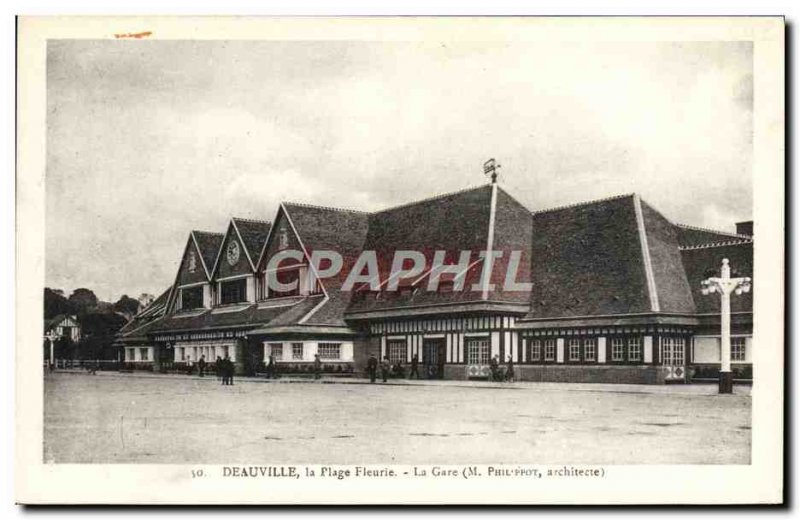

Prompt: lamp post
[
  {"left": 46, "top": 330, "right": 58, "bottom": 370},
  {"left": 700, "top": 258, "right": 751, "bottom": 394}
]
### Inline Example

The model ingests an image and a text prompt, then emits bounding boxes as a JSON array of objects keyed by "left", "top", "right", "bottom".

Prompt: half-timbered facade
[{"left": 117, "top": 181, "right": 753, "bottom": 384}]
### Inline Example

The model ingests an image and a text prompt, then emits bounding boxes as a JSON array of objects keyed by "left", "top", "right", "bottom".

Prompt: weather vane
[{"left": 483, "top": 158, "right": 500, "bottom": 184}]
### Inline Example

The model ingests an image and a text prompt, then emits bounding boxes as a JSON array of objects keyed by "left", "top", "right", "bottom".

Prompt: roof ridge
[
  {"left": 232, "top": 217, "right": 272, "bottom": 225},
  {"left": 283, "top": 201, "right": 370, "bottom": 215},
  {"left": 678, "top": 239, "right": 754, "bottom": 251},
  {"left": 192, "top": 230, "right": 224, "bottom": 236},
  {"left": 531, "top": 193, "right": 635, "bottom": 216},
  {"left": 675, "top": 222, "right": 751, "bottom": 239},
  {"left": 373, "top": 184, "right": 490, "bottom": 214}
]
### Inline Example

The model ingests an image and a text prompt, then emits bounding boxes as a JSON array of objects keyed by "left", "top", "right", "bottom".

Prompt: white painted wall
[{"left": 693, "top": 335, "right": 752, "bottom": 364}]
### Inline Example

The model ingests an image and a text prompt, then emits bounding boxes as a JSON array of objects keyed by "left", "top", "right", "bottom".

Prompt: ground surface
[{"left": 43, "top": 372, "right": 751, "bottom": 465}]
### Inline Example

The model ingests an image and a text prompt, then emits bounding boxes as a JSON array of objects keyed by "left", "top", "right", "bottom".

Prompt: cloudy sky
[{"left": 46, "top": 39, "right": 753, "bottom": 302}]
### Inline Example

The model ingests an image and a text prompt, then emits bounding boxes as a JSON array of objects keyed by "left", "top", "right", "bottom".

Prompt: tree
[
  {"left": 113, "top": 295, "right": 141, "bottom": 320},
  {"left": 68, "top": 288, "right": 98, "bottom": 314},
  {"left": 44, "top": 288, "right": 76, "bottom": 319}
]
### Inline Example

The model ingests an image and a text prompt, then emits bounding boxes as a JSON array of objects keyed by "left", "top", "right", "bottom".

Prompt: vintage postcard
[{"left": 16, "top": 16, "right": 784, "bottom": 504}]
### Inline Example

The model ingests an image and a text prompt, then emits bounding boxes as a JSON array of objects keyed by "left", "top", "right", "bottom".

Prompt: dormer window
[
  {"left": 220, "top": 278, "right": 247, "bottom": 304},
  {"left": 180, "top": 286, "right": 204, "bottom": 311},
  {"left": 262, "top": 264, "right": 321, "bottom": 300}
]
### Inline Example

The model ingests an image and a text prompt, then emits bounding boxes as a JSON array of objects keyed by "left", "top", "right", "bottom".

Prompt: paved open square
[{"left": 43, "top": 372, "right": 751, "bottom": 465}]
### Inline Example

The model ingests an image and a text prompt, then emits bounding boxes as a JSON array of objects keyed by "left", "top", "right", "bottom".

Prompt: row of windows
[
  {"left": 180, "top": 268, "right": 323, "bottom": 311},
  {"left": 266, "top": 342, "right": 342, "bottom": 360},
  {"left": 527, "top": 336, "right": 646, "bottom": 363}
]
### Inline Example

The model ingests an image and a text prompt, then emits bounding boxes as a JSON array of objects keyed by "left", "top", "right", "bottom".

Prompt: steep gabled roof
[
  {"left": 524, "top": 194, "right": 652, "bottom": 320},
  {"left": 232, "top": 218, "right": 272, "bottom": 270},
  {"left": 44, "top": 314, "right": 77, "bottom": 333},
  {"left": 191, "top": 231, "right": 224, "bottom": 278},
  {"left": 279, "top": 203, "right": 370, "bottom": 326},
  {"left": 639, "top": 200, "right": 696, "bottom": 314}
]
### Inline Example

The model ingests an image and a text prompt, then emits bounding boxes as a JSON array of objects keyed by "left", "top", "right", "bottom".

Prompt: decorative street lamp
[
  {"left": 701, "top": 258, "right": 752, "bottom": 394},
  {"left": 45, "top": 330, "right": 59, "bottom": 370}
]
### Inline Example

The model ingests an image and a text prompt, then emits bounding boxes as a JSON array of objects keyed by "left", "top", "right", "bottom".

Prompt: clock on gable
[{"left": 226, "top": 240, "right": 240, "bottom": 266}]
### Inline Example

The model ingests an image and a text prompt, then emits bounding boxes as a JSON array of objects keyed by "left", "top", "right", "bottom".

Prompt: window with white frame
[
  {"left": 529, "top": 339, "right": 541, "bottom": 361},
  {"left": 731, "top": 337, "right": 746, "bottom": 362},
  {"left": 387, "top": 340, "right": 407, "bottom": 364},
  {"left": 127, "top": 348, "right": 135, "bottom": 361},
  {"left": 611, "top": 338, "right": 625, "bottom": 362},
  {"left": 568, "top": 338, "right": 581, "bottom": 361},
  {"left": 139, "top": 348, "right": 149, "bottom": 361},
  {"left": 466, "top": 337, "right": 490, "bottom": 365},
  {"left": 318, "top": 343, "right": 341, "bottom": 360},
  {"left": 662, "top": 336, "right": 685, "bottom": 366},
  {"left": 584, "top": 338, "right": 597, "bottom": 362},
  {"left": 178, "top": 347, "right": 185, "bottom": 361},
  {"left": 268, "top": 343, "right": 283, "bottom": 360},
  {"left": 628, "top": 336, "right": 642, "bottom": 362},
  {"left": 544, "top": 339, "right": 556, "bottom": 361},
  {"left": 292, "top": 342, "right": 304, "bottom": 360}
]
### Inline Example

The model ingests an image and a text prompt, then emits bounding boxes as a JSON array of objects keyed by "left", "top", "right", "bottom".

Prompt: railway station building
[{"left": 116, "top": 181, "right": 753, "bottom": 384}]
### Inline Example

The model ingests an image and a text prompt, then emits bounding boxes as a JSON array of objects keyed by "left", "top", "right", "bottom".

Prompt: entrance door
[
  {"left": 662, "top": 336, "right": 687, "bottom": 382},
  {"left": 422, "top": 338, "right": 446, "bottom": 379}
]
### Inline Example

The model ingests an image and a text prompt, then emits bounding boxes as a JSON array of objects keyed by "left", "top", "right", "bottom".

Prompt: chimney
[{"left": 736, "top": 221, "right": 753, "bottom": 237}]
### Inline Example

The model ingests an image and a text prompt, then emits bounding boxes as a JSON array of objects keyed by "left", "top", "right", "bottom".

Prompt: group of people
[
  {"left": 489, "top": 354, "right": 515, "bottom": 382},
  {"left": 194, "top": 355, "right": 235, "bottom": 385},
  {"left": 366, "top": 353, "right": 421, "bottom": 383},
  {"left": 266, "top": 353, "right": 323, "bottom": 380}
]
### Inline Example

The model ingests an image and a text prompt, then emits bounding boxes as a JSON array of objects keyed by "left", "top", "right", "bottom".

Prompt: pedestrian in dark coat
[
  {"left": 409, "top": 354, "right": 420, "bottom": 379},
  {"left": 489, "top": 355, "right": 500, "bottom": 382},
  {"left": 198, "top": 355, "right": 206, "bottom": 377},
  {"left": 215, "top": 356, "right": 222, "bottom": 381},
  {"left": 381, "top": 356, "right": 391, "bottom": 383},
  {"left": 225, "top": 356, "right": 235, "bottom": 385},
  {"left": 366, "top": 353, "right": 378, "bottom": 383},
  {"left": 313, "top": 353, "right": 322, "bottom": 380},
  {"left": 267, "top": 354, "right": 275, "bottom": 379},
  {"left": 506, "top": 355, "right": 515, "bottom": 383}
]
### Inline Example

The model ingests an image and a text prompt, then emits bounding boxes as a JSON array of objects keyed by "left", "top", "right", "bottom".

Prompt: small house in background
[{"left": 44, "top": 314, "right": 81, "bottom": 343}]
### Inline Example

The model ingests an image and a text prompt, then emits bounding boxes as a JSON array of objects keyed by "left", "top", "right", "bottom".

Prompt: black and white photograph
[{"left": 15, "top": 16, "right": 784, "bottom": 504}]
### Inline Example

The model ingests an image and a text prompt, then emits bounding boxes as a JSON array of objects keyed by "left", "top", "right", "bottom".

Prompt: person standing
[
  {"left": 489, "top": 354, "right": 500, "bottom": 382},
  {"left": 267, "top": 354, "right": 275, "bottom": 379},
  {"left": 215, "top": 356, "right": 222, "bottom": 382},
  {"left": 381, "top": 356, "right": 390, "bottom": 383},
  {"left": 506, "top": 355, "right": 515, "bottom": 383},
  {"left": 313, "top": 353, "right": 322, "bottom": 380},
  {"left": 198, "top": 355, "right": 206, "bottom": 377},
  {"left": 226, "top": 355, "right": 234, "bottom": 385},
  {"left": 409, "top": 354, "right": 419, "bottom": 380},
  {"left": 366, "top": 353, "right": 378, "bottom": 383}
]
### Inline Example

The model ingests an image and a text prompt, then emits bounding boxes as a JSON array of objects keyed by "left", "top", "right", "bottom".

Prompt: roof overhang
[
  {"left": 345, "top": 301, "right": 531, "bottom": 321},
  {"left": 515, "top": 313, "right": 702, "bottom": 330},
  {"left": 248, "top": 325, "right": 358, "bottom": 337}
]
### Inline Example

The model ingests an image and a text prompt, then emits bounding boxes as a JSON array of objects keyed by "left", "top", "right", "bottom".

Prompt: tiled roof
[
  {"left": 524, "top": 194, "right": 651, "bottom": 320},
  {"left": 192, "top": 231, "right": 224, "bottom": 276},
  {"left": 680, "top": 240, "right": 753, "bottom": 314},
  {"left": 148, "top": 304, "right": 291, "bottom": 335},
  {"left": 118, "top": 288, "right": 171, "bottom": 335},
  {"left": 232, "top": 218, "right": 271, "bottom": 268},
  {"left": 674, "top": 223, "right": 750, "bottom": 247},
  {"left": 346, "top": 185, "right": 494, "bottom": 314},
  {"left": 281, "top": 203, "right": 371, "bottom": 325},
  {"left": 44, "top": 314, "right": 70, "bottom": 333},
  {"left": 639, "top": 201, "right": 696, "bottom": 314}
]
